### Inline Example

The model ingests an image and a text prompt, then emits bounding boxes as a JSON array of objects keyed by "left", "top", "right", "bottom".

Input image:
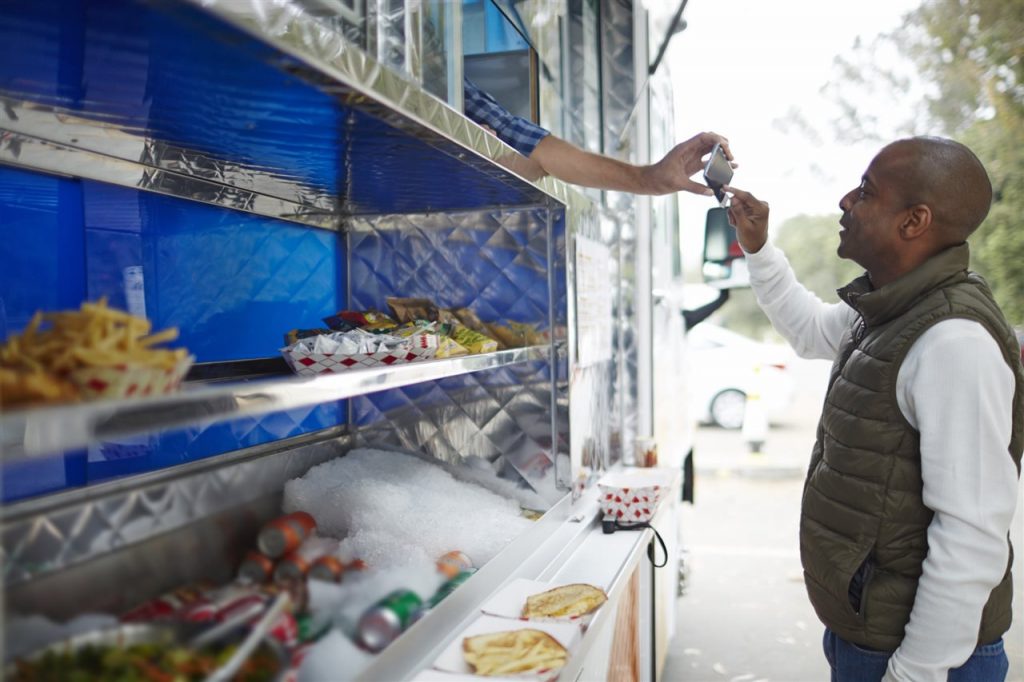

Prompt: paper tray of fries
[
  {"left": 432, "top": 614, "right": 579, "bottom": 681},
  {"left": 0, "top": 299, "right": 193, "bottom": 408}
]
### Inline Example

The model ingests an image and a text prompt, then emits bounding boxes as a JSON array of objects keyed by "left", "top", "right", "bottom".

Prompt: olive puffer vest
[{"left": 800, "top": 243, "right": 1024, "bottom": 651}]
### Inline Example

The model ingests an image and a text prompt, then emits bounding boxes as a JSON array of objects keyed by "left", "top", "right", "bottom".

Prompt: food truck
[{"left": 0, "top": 0, "right": 734, "bottom": 679}]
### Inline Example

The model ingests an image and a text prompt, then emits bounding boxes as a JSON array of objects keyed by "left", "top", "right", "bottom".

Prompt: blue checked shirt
[{"left": 463, "top": 78, "right": 550, "bottom": 157}]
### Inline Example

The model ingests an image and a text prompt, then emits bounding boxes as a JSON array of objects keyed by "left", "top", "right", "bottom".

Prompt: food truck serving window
[{"left": 463, "top": 0, "right": 538, "bottom": 124}]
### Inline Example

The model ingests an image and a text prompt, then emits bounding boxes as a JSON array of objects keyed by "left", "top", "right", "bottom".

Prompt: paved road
[{"left": 663, "top": 357, "right": 1024, "bottom": 681}]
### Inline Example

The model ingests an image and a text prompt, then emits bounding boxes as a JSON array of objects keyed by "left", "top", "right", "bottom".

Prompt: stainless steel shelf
[{"left": 0, "top": 346, "right": 548, "bottom": 460}]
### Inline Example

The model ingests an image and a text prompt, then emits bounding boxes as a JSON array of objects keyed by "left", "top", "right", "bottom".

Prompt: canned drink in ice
[
  {"left": 258, "top": 511, "right": 317, "bottom": 558},
  {"left": 436, "top": 550, "right": 474, "bottom": 579},
  {"left": 408, "top": 603, "right": 431, "bottom": 627},
  {"left": 296, "top": 612, "right": 332, "bottom": 643},
  {"left": 237, "top": 550, "right": 276, "bottom": 584},
  {"left": 181, "top": 583, "right": 266, "bottom": 623},
  {"left": 307, "top": 555, "right": 346, "bottom": 583},
  {"left": 273, "top": 536, "right": 338, "bottom": 583},
  {"left": 356, "top": 589, "right": 423, "bottom": 653},
  {"left": 120, "top": 584, "right": 209, "bottom": 622},
  {"left": 428, "top": 569, "right": 476, "bottom": 608}
]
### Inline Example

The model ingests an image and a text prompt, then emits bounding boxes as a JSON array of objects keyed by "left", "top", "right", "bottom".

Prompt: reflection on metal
[
  {"left": 354, "top": 363, "right": 562, "bottom": 504},
  {"left": 0, "top": 98, "right": 338, "bottom": 215},
  {"left": 599, "top": 2, "right": 641, "bottom": 462},
  {"left": 2, "top": 429, "right": 350, "bottom": 588},
  {"left": 0, "top": 347, "right": 547, "bottom": 460},
  {"left": 0, "top": 126, "right": 339, "bottom": 229},
  {"left": 0, "top": 0, "right": 596, "bottom": 220},
  {"left": 184, "top": 0, "right": 591, "bottom": 213}
]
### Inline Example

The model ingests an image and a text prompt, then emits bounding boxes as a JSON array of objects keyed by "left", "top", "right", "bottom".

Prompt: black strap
[{"left": 607, "top": 520, "right": 669, "bottom": 568}]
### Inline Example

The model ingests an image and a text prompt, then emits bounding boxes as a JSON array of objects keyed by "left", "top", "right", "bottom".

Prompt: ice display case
[{"left": 0, "top": 0, "right": 686, "bottom": 679}]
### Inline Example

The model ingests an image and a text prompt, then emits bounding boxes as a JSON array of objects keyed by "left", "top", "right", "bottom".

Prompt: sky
[{"left": 665, "top": 0, "right": 923, "bottom": 268}]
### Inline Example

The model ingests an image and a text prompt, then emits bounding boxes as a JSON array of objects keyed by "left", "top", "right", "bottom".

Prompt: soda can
[
  {"left": 436, "top": 550, "right": 474, "bottom": 579},
  {"left": 408, "top": 603, "right": 431, "bottom": 627},
  {"left": 429, "top": 569, "right": 476, "bottom": 608},
  {"left": 296, "top": 612, "right": 332, "bottom": 643},
  {"left": 356, "top": 589, "right": 423, "bottom": 653},
  {"left": 181, "top": 583, "right": 266, "bottom": 623},
  {"left": 258, "top": 512, "right": 317, "bottom": 558},
  {"left": 308, "top": 555, "right": 346, "bottom": 583},
  {"left": 120, "top": 584, "right": 208, "bottom": 622},
  {"left": 267, "top": 610, "right": 300, "bottom": 648},
  {"left": 273, "top": 536, "right": 338, "bottom": 584},
  {"left": 237, "top": 550, "right": 276, "bottom": 584}
]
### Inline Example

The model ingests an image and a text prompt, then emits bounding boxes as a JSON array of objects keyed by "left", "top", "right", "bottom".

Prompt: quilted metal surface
[
  {"left": 599, "top": 0, "right": 640, "bottom": 461},
  {"left": 346, "top": 204, "right": 568, "bottom": 503},
  {"left": 353, "top": 360, "right": 562, "bottom": 504},
  {"left": 348, "top": 207, "right": 553, "bottom": 324},
  {"left": 565, "top": 0, "right": 601, "bottom": 154},
  {"left": 2, "top": 431, "right": 348, "bottom": 585}
]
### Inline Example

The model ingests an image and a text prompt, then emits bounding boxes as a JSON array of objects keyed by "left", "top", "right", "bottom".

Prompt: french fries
[
  {"left": 0, "top": 298, "right": 190, "bottom": 408},
  {"left": 462, "top": 629, "right": 568, "bottom": 676}
]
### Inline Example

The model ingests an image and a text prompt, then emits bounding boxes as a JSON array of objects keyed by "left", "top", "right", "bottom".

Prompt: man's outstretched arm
[{"left": 529, "top": 131, "right": 732, "bottom": 196}]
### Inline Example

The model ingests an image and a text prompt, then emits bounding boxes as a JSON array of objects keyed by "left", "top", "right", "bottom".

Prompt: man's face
[{"left": 836, "top": 146, "right": 911, "bottom": 278}]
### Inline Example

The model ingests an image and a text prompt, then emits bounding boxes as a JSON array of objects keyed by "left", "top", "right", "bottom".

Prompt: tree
[{"left": 801, "top": 0, "right": 1024, "bottom": 324}]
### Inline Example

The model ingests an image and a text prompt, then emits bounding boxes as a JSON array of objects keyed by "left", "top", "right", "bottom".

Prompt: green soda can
[
  {"left": 428, "top": 569, "right": 476, "bottom": 608},
  {"left": 356, "top": 589, "right": 423, "bottom": 652}
]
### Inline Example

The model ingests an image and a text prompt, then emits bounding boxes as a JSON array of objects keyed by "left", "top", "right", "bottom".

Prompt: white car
[{"left": 686, "top": 324, "right": 797, "bottom": 429}]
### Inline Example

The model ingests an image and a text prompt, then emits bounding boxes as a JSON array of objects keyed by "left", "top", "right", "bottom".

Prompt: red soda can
[
  {"left": 267, "top": 610, "right": 300, "bottom": 648},
  {"left": 273, "top": 537, "right": 339, "bottom": 583},
  {"left": 237, "top": 550, "right": 276, "bottom": 584},
  {"left": 120, "top": 584, "right": 208, "bottom": 622},
  {"left": 182, "top": 583, "right": 264, "bottom": 623},
  {"left": 258, "top": 512, "right": 317, "bottom": 558},
  {"left": 307, "top": 555, "right": 346, "bottom": 583}
]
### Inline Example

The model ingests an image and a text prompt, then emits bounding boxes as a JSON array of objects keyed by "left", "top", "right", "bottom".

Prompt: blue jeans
[{"left": 823, "top": 629, "right": 1008, "bottom": 681}]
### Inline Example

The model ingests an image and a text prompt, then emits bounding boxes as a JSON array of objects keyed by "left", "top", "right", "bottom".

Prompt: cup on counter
[{"left": 634, "top": 437, "right": 658, "bottom": 468}]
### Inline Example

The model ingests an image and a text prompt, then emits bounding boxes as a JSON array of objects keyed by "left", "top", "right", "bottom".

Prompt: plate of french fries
[
  {"left": 0, "top": 298, "right": 193, "bottom": 409},
  {"left": 433, "top": 615, "right": 579, "bottom": 680}
]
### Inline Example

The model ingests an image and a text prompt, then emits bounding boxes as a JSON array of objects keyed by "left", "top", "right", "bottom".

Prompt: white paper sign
[{"left": 574, "top": 236, "right": 613, "bottom": 367}]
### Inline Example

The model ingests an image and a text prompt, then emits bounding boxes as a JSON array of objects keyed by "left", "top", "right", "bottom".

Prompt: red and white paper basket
[
  {"left": 72, "top": 355, "right": 195, "bottom": 400},
  {"left": 282, "top": 343, "right": 436, "bottom": 376},
  {"left": 596, "top": 470, "right": 666, "bottom": 524}
]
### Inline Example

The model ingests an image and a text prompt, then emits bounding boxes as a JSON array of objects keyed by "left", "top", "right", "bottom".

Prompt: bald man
[{"left": 726, "top": 137, "right": 1023, "bottom": 682}]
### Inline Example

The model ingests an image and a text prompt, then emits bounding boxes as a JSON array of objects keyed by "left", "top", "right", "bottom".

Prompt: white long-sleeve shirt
[{"left": 744, "top": 241, "right": 1019, "bottom": 681}]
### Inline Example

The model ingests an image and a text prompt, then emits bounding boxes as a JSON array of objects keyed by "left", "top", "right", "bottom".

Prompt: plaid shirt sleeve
[{"left": 463, "top": 78, "right": 550, "bottom": 157}]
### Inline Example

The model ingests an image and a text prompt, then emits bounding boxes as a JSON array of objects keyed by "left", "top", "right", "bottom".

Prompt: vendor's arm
[
  {"left": 883, "top": 322, "right": 1018, "bottom": 681},
  {"left": 725, "top": 186, "right": 854, "bottom": 359},
  {"left": 529, "top": 131, "right": 731, "bottom": 196},
  {"left": 463, "top": 79, "right": 730, "bottom": 195}
]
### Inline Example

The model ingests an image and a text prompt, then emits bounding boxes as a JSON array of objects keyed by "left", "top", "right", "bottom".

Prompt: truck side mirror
[{"left": 702, "top": 207, "right": 750, "bottom": 289}]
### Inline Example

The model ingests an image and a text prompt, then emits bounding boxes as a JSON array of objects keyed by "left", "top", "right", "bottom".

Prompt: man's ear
[{"left": 899, "top": 204, "right": 932, "bottom": 240}]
